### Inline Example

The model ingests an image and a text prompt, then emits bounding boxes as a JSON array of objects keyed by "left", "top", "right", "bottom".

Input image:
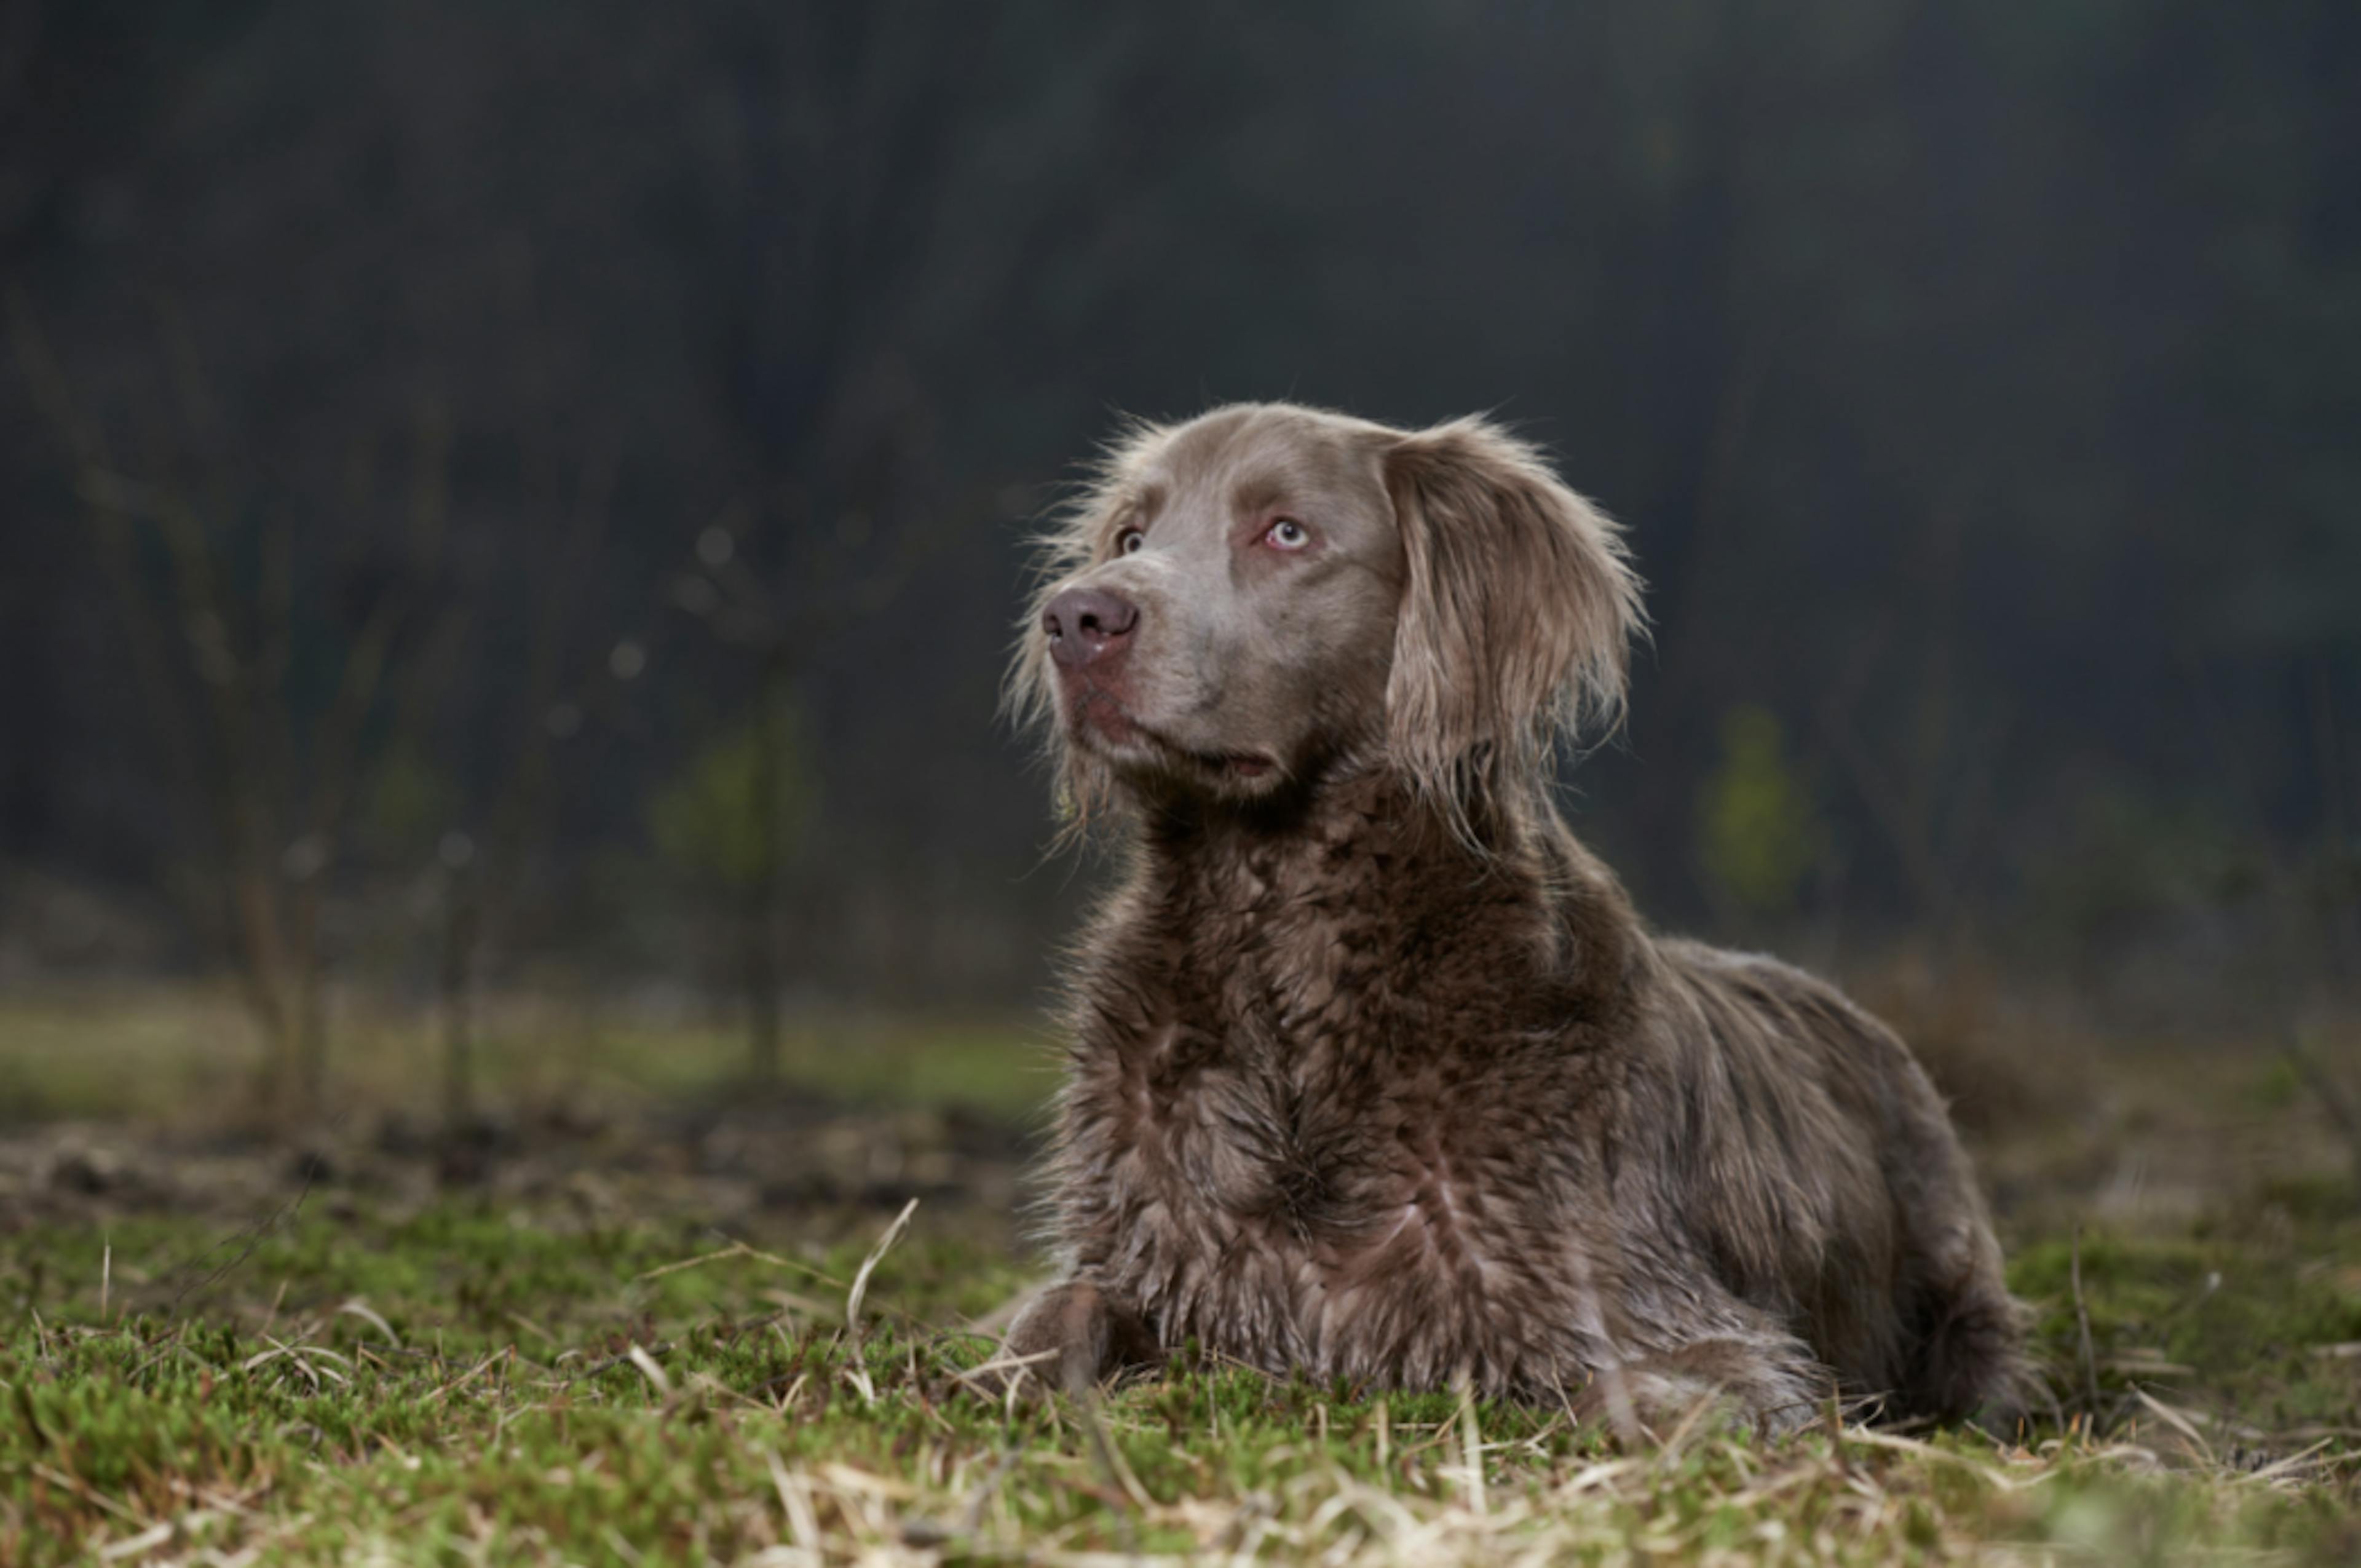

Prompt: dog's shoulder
[{"left": 1650, "top": 938, "right": 1910, "bottom": 1065}]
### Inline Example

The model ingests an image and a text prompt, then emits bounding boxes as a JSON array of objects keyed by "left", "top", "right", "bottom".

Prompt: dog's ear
[{"left": 1382, "top": 418, "right": 1643, "bottom": 815}]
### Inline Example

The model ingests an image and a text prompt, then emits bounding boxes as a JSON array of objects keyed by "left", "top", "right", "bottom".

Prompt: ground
[{"left": 4, "top": 984, "right": 2361, "bottom": 1564}]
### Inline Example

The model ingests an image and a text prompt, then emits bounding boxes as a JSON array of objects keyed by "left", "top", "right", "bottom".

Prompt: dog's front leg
[{"left": 989, "top": 1279, "right": 1161, "bottom": 1397}]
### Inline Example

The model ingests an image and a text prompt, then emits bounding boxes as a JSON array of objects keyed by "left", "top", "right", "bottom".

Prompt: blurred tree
[
  {"left": 1, "top": 0, "right": 2355, "bottom": 1012},
  {"left": 650, "top": 0, "right": 1247, "bottom": 1026},
  {"left": 12, "top": 298, "right": 446, "bottom": 1121},
  {"left": 649, "top": 700, "right": 812, "bottom": 1080},
  {"left": 388, "top": 449, "right": 619, "bottom": 1136}
]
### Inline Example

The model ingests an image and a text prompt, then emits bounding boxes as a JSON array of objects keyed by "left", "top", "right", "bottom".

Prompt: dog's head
[{"left": 1010, "top": 402, "right": 1643, "bottom": 834}]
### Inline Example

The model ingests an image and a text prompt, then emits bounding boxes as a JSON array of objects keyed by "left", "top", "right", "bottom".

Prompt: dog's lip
[
  {"left": 1119, "top": 713, "right": 1272, "bottom": 776},
  {"left": 1069, "top": 692, "right": 1275, "bottom": 778}
]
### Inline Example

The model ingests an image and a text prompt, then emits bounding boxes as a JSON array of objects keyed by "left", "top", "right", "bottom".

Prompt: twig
[
  {"left": 638, "top": 1237, "right": 844, "bottom": 1291},
  {"left": 1453, "top": 1371, "right": 1488, "bottom": 1514},
  {"left": 424, "top": 1347, "right": 510, "bottom": 1406},
  {"left": 2070, "top": 1225, "right": 2100, "bottom": 1419},
  {"left": 2284, "top": 1026, "right": 2361, "bottom": 1186},
  {"left": 153, "top": 1138, "right": 322, "bottom": 1313},
  {"left": 946, "top": 1345, "right": 1058, "bottom": 1395},
  {"left": 568, "top": 1341, "right": 676, "bottom": 1388}
]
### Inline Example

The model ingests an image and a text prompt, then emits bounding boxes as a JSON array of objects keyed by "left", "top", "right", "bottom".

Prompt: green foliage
[
  {"left": 2011, "top": 1225, "right": 2361, "bottom": 1433},
  {"left": 646, "top": 704, "right": 811, "bottom": 889},
  {"left": 1696, "top": 705, "right": 1825, "bottom": 919}
]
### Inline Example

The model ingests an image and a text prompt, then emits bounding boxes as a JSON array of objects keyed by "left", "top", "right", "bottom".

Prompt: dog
[{"left": 997, "top": 402, "right": 2026, "bottom": 1433}]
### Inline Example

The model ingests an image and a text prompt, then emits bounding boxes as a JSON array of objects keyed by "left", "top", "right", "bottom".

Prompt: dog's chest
[
  {"left": 1056, "top": 830, "right": 1598, "bottom": 1387},
  {"left": 1068, "top": 1004, "right": 1566, "bottom": 1386}
]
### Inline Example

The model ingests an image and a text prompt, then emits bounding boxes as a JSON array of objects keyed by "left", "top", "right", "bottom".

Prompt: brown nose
[{"left": 1043, "top": 587, "right": 1139, "bottom": 670}]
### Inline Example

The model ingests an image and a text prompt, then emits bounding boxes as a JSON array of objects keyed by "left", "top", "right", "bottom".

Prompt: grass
[
  {"left": 0, "top": 986, "right": 1056, "bottom": 1125},
  {"left": 6, "top": 987, "right": 2361, "bottom": 1562},
  {"left": 7, "top": 1195, "right": 2361, "bottom": 1565}
]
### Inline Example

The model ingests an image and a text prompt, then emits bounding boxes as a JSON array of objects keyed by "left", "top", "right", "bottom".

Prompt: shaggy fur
[{"left": 1000, "top": 403, "right": 2026, "bottom": 1433}]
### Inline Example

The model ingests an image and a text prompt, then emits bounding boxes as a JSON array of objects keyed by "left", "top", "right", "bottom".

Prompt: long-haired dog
[{"left": 999, "top": 402, "right": 2025, "bottom": 1431}]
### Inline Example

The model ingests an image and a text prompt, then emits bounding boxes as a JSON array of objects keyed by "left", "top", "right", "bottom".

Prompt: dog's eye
[
  {"left": 1118, "top": 529, "right": 1145, "bottom": 556},
  {"left": 1264, "top": 518, "right": 1311, "bottom": 551}
]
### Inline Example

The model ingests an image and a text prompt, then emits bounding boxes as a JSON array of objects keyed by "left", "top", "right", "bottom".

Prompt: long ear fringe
[
  {"left": 1382, "top": 418, "right": 1647, "bottom": 847},
  {"left": 1000, "top": 415, "right": 1169, "bottom": 849}
]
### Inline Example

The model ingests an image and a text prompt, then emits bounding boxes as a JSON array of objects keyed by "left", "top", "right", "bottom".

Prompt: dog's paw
[{"left": 966, "top": 1279, "right": 1163, "bottom": 1402}]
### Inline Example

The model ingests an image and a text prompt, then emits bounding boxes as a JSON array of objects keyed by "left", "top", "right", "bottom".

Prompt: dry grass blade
[
  {"left": 2242, "top": 1437, "right": 2338, "bottom": 1486},
  {"left": 626, "top": 1343, "right": 673, "bottom": 1400},
  {"left": 819, "top": 1462, "right": 917, "bottom": 1500},
  {"left": 2284, "top": 1024, "right": 2361, "bottom": 1185},
  {"left": 845, "top": 1197, "right": 919, "bottom": 1346},
  {"left": 2071, "top": 1224, "right": 2100, "bottom": 1415},
  {"left": 336, "top": 1299, "right": 400, "bottom": 1348},
  {"left": 2132, "top": 1387, "right": 2215, "bottom": 1464},
  {"left": 949, "top": 1346, "right": 1059, "bottom": 1390},
  {"left": 1078, "top": 1392, "right": 1152, "bottom": 1512},
  {"left": 424, "top": 1348, "right": 507, "bottom": 1406},
  {"left": 1452, "top": 1371, "right": 1488, "bottom": 1514},
  {"left": 95, "top": 1522, "right": 173, "bottom": 1561},
  {"left": 1652, "top": 1385, "right": 1724, "bottom": 1464},
  {"left": 638, "top": 1240, "right": 757, "bottom": 1281},
  {"left": 31, "top": 1464, "right": 153, "bottom": 1529},
  {"left": 1837, "top": 1427, "right": 2043, "bottom": 1491},
  {"left": 765, "top": 1450, "right": 822, "bottom": 1554}
]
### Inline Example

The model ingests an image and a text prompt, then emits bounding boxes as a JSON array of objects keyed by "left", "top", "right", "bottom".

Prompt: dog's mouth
[{"left": 1069, "top": 690, "right": 1275, "bottom": 782}]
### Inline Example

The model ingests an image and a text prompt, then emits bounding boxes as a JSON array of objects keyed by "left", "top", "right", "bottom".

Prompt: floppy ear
[{"left": 1383, "top": 418, "right": 1644, "bottom": 813}]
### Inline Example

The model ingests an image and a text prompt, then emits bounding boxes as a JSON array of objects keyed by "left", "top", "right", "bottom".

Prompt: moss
[{"left": 5, "top": 1195, "right": 2357, "bottom": 1565}]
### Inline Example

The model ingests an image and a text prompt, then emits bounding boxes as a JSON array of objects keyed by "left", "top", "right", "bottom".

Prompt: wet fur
[{"left": 1002, "top": 404, "right": 2026, "bottom": 1431}]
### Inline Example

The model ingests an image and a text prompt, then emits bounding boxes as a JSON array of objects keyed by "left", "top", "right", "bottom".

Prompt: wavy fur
[{"left": 994, "top": 403, "right": 2029, "bottom": 1430}]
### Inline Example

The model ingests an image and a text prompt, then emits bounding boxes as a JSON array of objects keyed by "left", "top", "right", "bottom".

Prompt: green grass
[
  {"left": 0, "top": 987, "right": 1056, "bottom": 1125},
  {"left": 7, "top": 990, "right": 2361, "bottom": 1562},
  {"left": 590, "top": 1018, "right": 1059, "bottom": 1120},
  {"left": 5, "top": 1192, "right": 2361, "bottom": 1564}
]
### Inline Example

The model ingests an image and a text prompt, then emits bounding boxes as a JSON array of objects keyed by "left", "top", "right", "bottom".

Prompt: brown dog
[{"left": 999, "top": 403, "right": 2026, "bottom": 1432}]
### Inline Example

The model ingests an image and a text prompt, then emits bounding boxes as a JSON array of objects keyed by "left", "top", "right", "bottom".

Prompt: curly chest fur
[{"left": 1047, "top": 809, "right": 1627, "bottom": 1390}]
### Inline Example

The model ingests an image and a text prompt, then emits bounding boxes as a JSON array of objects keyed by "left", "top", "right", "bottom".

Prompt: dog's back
[{"left": 1643, "top": 940, "right": 2027, "bottom": 1421}]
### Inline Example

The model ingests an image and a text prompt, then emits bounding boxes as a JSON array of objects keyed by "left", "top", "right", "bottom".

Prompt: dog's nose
[{"left": 1043, "top": 587, "right": 1139, "bottom": 670}]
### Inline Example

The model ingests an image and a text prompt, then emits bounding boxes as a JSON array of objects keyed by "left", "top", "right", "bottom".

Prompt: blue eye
[
  {"left": 1265, "top": 518, "right": 1310, "bottom": 550},
  {"left": 1119, "top": 529, "right": 1145, "bottom": 555}
]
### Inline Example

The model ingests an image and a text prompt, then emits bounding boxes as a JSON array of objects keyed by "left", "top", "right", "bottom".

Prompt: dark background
[{"left": 2, "top": 1, "right": 2355, "bottom": 1050}]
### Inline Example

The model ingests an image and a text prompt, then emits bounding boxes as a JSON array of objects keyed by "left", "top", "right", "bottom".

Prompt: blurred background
[{"left": 1, "top": 0, "right": 2355, "bottom": 1137}]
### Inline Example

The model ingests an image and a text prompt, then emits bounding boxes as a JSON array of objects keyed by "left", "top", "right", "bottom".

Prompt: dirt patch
[{"left": 0, "top": 1087, "right": 1037, "bottom": 1244}]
